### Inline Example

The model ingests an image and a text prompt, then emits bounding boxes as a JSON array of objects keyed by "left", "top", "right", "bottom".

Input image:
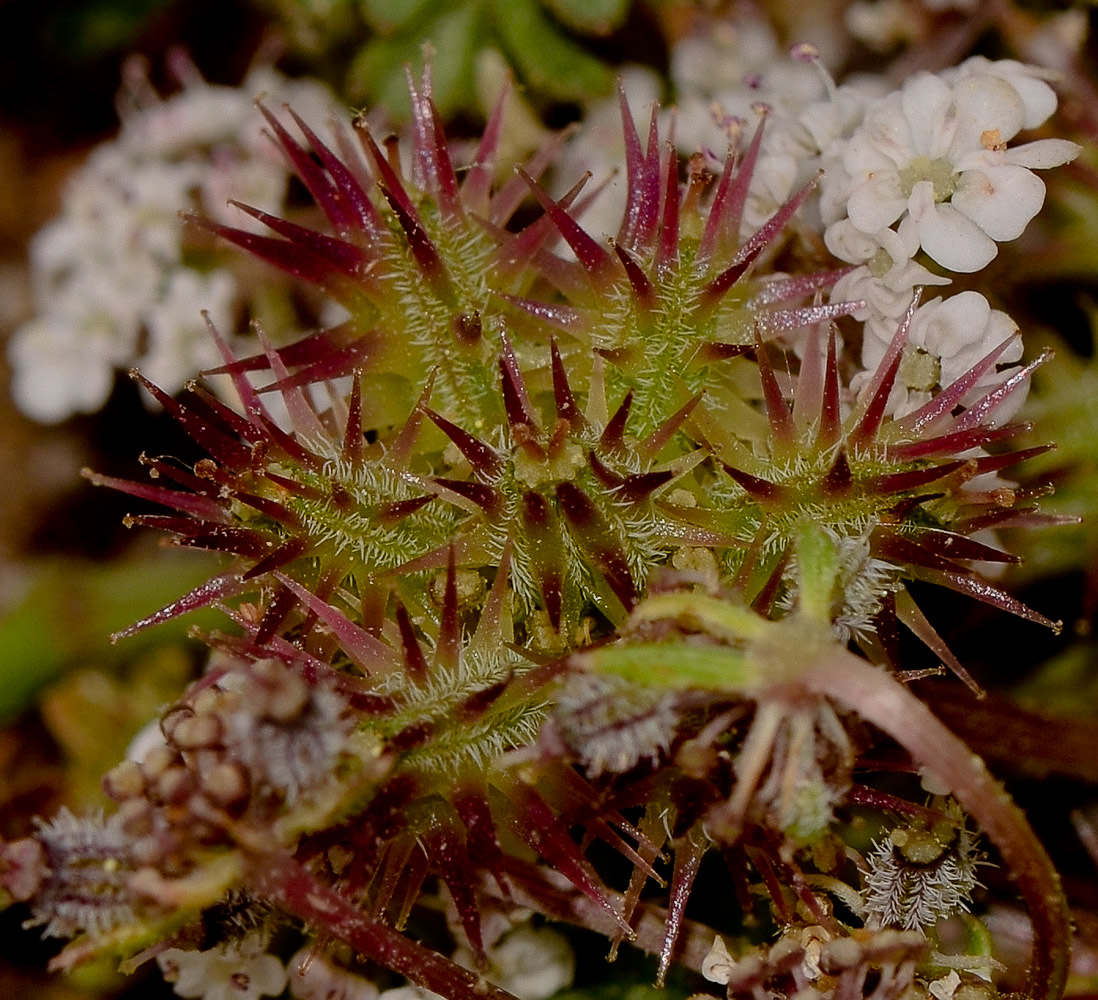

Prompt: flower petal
[
  {"left": 845, "top": 96, "right": 914, "bottom": 172},
  {"left": 1002, "top": 138, "right": 1082, "bottom": 170},
  {"left": 908, "top": 181, "right": 996, "bottom": 272},
  {"left": 912, "top": 290, "right": 992, "bottom": 360},
  {"left": 952, "top": 165, "right": 1045, "bottom": 241},
  {"left": 951, "top": 57, "right": 1059, "bottom": 128},
  {"left": 846, "top": 171, "right": 907, "bottom": 233},
  {"left": 948, "top": 74, "right": 1026, "bottom": 153},
  {"left": 823, "top": 219, "right": 878, "bottom": 264},
  {"left": 901, "top": 72, "right": 955, "bottom": 158},
  {"left": 241, "top": 953, "right": 289, "bottom": 997}
]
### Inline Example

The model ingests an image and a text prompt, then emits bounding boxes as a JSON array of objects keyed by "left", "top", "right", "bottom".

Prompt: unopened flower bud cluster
[{"left": 110, "top": 656, "right": 353, "bottom": 821}]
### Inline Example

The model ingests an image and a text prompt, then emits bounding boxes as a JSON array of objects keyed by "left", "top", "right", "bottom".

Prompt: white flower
[
  {"left": 202, "top": 154, "right": 289, "bottom": 230},
  {"left": 825, "top": 66, "right": 1079, "bottom": 272},
  {"left": 671, "top": 16, "right": 825, "bottom": 135},
  {"left": 844, "top": 0, "right": 921, "bottom": 53},
  {"left": 858, "top": 290, "right": 1025, "bottom": 419},
  {"left": 928, "top": 970, "right": 963, "bottom": 1000},
  {"left": 140, "top": 268, "right": 237, "bottom": 394},
  {"left": 943, "top": 57, "right": 1059, "bottom": 129},
  {"left": 481, "top": 924, "right": 575, "bottom": 1000},
  {"left": 122, "top": 83, "right": 255, "bottom": 159},
  {"left": 701, "top": 935, "right": 736, "bottom": 985},
  {"left": 829, "top": 222, "right": 949, "bottom": 322},
  {"left": 8, "top": 256, "right": 149, "bottom": 423},
  {"left": 666, "top": 14, "right": 837, "bottom": 240},
  {"left": 288, "top": 947, "right": 379, "bottom": 1000},
  {"left": 158, "top": 937, "right": 287, "bottom": 1000},
  {"left": 799, "top": 76, "right": 884, "bottom": 157},
  {"left": 447, "top": 922, "right": 574, "bottom": 1000},
  {"left": 377, "top": 987, "right": 444, "bottom": 1000},
  {"left": 8, "top": 318, "right": 114, "bottom": 423},
  {"left": 9, "top": 59, "right": 340, "bottom": 423},
  {"left": 121, "top": 61, "right": 336, "bottom": 163},
  {"left": 740, "top": 149, "right": 804, "bottom": 237},
  {"left": 828, "top": 220, "right": 950, "bottom": 346}
]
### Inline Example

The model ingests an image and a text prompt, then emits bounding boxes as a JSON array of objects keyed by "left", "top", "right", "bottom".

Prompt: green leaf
[
  {"left": 358, "top": 0, "right": 441, "bottom": 33},
  {"left": 44, "top": 0, "right": 175, "bottom": 61},
  {"left": 0, "top": 550, "right": 219, "bottom": 724},
  {"left": 490, "top": 0, "right": 615, "bottom": 103},
  {"left": 346, "top": 2, "right": 484, "bottom": 118},
  {"left": 541, "top": 0, "right": 632, "bottom": 36}
]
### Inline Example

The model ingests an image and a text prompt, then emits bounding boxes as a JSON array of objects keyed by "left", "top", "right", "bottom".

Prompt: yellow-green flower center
[{"left": 898, "top": 155, "right": 960, "bottom": 202}]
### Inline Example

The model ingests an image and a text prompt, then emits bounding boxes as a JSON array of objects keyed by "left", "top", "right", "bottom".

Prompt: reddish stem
[
  {"left": 800, "top": 652, "right": 1070, "bottom": 1000},
  {"left": 247, "top": 849, "right": 521, "bottom": 1000}
]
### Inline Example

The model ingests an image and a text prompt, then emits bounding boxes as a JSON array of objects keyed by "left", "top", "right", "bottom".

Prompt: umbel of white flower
[
  {"left": 7, "top": 59, "right": 337, "bottom": 424},
  {"left": 823, "top": 58, "right": 1079, "bottom": 273}
]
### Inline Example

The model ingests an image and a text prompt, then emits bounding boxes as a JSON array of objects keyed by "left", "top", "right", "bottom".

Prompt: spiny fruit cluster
[{"left": 1, "top": 69, "right": 1071, "bottom": 1000}]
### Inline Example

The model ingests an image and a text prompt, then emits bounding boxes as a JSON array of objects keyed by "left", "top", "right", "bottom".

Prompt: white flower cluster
[
  {"left": 159, "top": 935, "right": 287, "bottom": 1000},
  {"left": 288, "top": 947, "right": 378, "bottom": 1000},
  {"left": 451, "top": 922, "right": 575, "bottom": 1000},
  {"left": 664, "top": 17, "right": 887, "bottom": 241},
  {"left": 844, "top": 0, "right": 981, "bottom": 55},
  {"left": 8, "top": 57, "right": 337, "bottom": 423},
  {"left": 669, "top": 16, "right": 834, "bottom": 235},
  {"left": 566, "top": 13, "right": 1078, "bottom": 420},
  {"left": 823, "top": 59, "right": 1078, "bottom": 394},
  {"left": 556, "top": 15, "right": 875, "bottom": 243},
  {"left": 852, "top": 289, "right": 1026, "bottom": 420}
]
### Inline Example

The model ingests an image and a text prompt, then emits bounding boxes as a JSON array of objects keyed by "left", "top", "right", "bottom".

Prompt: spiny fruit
[{"left": 6, "top": 64, "right": 1071, "bottom": 1000}]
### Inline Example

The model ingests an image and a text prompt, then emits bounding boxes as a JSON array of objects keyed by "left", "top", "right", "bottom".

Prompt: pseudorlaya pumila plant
[{"left": 0, "top": 65, "right": 1079, "bottom": 1000}]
